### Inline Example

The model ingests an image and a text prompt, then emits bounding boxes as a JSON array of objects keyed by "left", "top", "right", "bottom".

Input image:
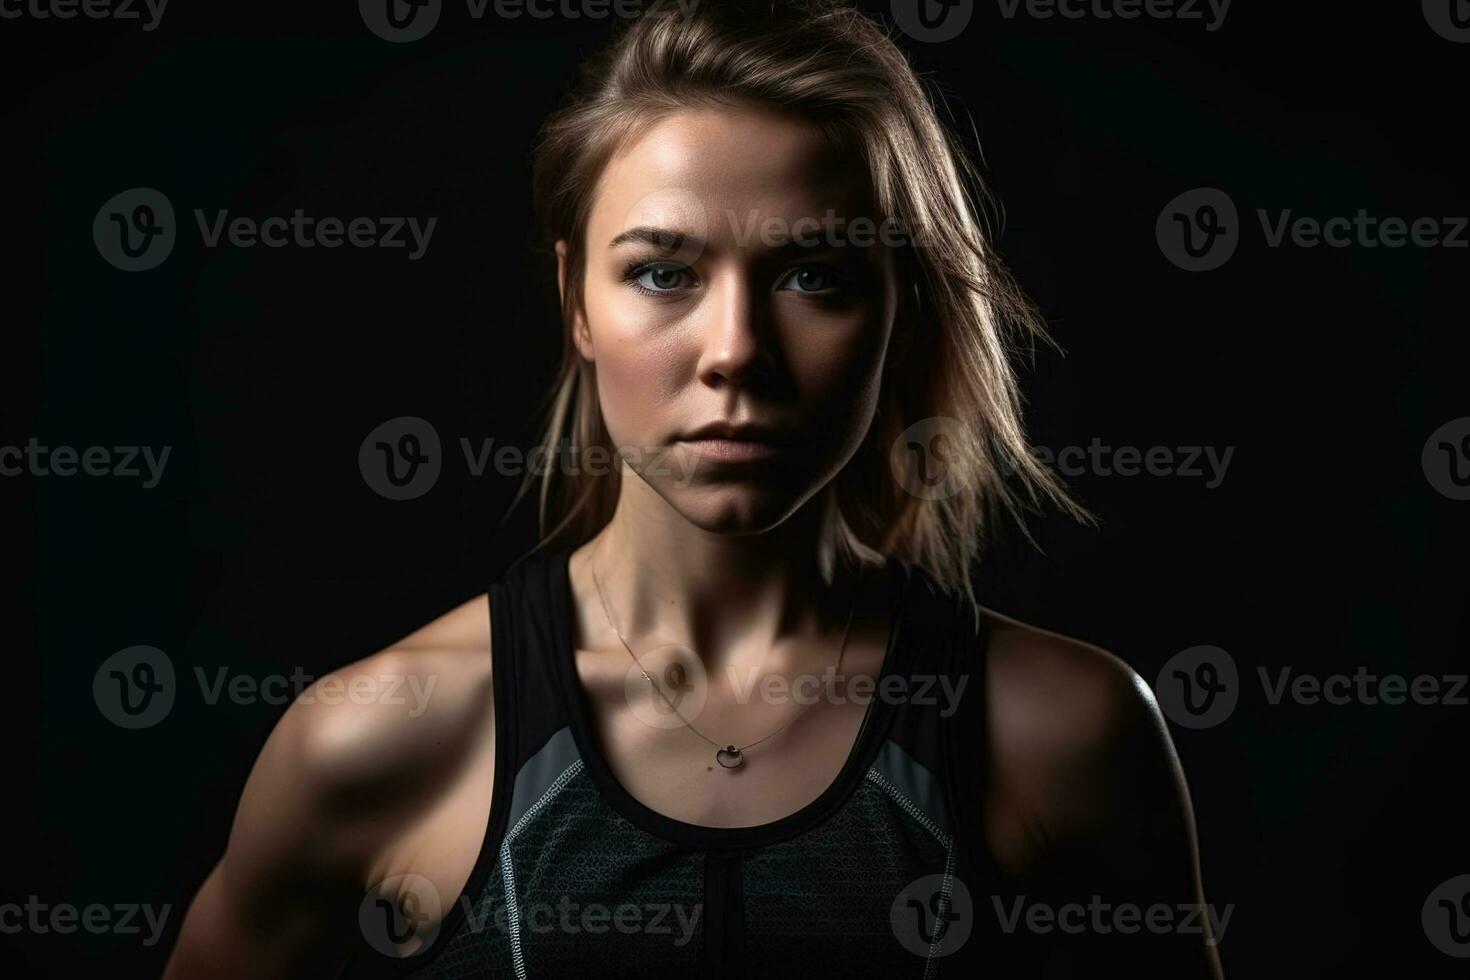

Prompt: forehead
[{"left": 588, "top": 106, "right": 877, "bottom": 242}]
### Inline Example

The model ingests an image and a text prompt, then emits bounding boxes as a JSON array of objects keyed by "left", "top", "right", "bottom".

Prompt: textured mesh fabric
[
  {"left": 409, "top": 761, "right": 955, "bottom": 979},
  {"left": 414, "top": 766, "right": 706, "bottom": 979},
  {"left": 740, "top": 775, "right": 955, "bottom": 977}
]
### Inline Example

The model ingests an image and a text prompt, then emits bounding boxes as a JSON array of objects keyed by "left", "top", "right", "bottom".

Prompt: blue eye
[
  {"left": 777, "top": 267, "right": 842, "bottom": 293},
  {"left": 629, "top": 262, "right": 693, "bottom": 293}
]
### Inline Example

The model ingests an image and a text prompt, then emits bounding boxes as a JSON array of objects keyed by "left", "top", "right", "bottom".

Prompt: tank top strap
[
  {"left": 489, "top": 545, "right": 574, "bottom": 774},
  {"left": 879, "top": 561, "right": 995, "bottom": 872}
]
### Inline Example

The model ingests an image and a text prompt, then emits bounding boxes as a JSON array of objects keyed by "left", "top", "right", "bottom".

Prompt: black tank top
[{"left": 380, "top": 544, "right": 1024, "bottom": 979}]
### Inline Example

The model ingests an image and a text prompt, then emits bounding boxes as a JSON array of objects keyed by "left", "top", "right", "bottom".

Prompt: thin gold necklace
[{"left": 589, "top": 545, "right": 864, "bottom": 772}]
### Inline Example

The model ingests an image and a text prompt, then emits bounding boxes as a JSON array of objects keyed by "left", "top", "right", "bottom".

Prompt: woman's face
[{"left": 559, "top": 106, "right": 901, "bottom": 533}]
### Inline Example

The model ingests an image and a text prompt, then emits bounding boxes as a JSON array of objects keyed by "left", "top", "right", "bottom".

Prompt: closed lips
[{"left": 679, "top": 423, "right": 794, "bottom": 444}]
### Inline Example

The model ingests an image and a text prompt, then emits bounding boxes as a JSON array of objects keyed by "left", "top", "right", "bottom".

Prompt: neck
[{"left": 581, "top": 476, "right": 868, "bottom": 678}]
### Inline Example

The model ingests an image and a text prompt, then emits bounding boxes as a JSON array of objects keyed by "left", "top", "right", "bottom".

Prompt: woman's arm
[
  {"left": 985, "top": 618, "right": 1226, "bottom": 979},
  {"left": 159, "top": 680, "right": 374, "bottom": 979},
  {"left": 162, "top": 598, "right": 496, "bottom": 979}
]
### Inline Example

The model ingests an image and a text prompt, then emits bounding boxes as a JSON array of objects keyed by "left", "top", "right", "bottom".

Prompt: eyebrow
[
  {"left": 608, "top": 227, "right": 701, "bottom": 250},
  {"left": 608, "top": 224, "right": 878, "bottom": 260}
]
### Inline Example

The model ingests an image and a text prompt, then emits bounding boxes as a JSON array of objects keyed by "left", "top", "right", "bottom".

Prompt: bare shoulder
[
  {"left": 231, "top": 591, "right": 497, "bottom": 886},
  {"left": 293, "top": 592, "right": 495, "bottom": 823},
  {"left": 973, "top": 614, "right": 1223, "bottom": 977},
  {"left": 977, "top": 607, "right": 1184, "bottom": 871},
  {"left": 981, "top": 607, "right": 1163, "bottom": 760},
  {"left": 162, "top": 593, "right": 498, "bottom": 978}
]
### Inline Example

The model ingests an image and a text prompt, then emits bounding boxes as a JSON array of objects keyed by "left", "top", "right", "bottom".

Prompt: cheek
[
  {"left": 583, "top": 277, "right": 686, "bottom": 435},
  {"left": 777, "top": 257, "right": 898, "bottom": 398},
  {"left": 779, "top": 309, "right": 889, "bottom": 406}
]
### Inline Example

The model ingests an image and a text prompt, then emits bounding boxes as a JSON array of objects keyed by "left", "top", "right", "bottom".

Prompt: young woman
[{"left": 163, "top": 1, "right": 1225, "bottom": 976}]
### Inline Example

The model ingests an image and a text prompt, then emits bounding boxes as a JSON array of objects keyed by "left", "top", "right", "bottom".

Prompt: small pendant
[{"left": 715, "top": 745, "right": 744, "bottom": 770}]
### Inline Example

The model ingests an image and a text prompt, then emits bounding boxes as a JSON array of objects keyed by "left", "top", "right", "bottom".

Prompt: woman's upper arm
[
  {"left": 163, "top": 595, "right": 496, "bottom": 979},
  {"left": 985, "top": 621, "right": 1226, "bottom": 978},
  {"left": 161, "top": 673, "right": 382, "bottom": 979}
]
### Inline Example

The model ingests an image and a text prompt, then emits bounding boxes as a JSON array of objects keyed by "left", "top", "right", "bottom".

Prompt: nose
[{"left": 694, "top": 272, "right": 769, "bottom": 388}]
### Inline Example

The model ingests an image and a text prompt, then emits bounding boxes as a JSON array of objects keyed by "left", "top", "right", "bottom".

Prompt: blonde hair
[{"left": 501, "top": 0, "right": 1094, "bottom": 627}]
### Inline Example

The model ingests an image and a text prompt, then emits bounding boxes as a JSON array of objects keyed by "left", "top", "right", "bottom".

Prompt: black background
[{"left": 3, "top": 0, "right": 1467, "bottom": 976}]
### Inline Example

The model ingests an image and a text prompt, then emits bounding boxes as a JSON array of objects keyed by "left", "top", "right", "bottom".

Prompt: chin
[{"left": 661, "top": 480, "right": 819, "bottom": 535}]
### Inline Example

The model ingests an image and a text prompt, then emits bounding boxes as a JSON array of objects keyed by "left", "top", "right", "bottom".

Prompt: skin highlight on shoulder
[
  {"left": 161, "top": 593, "right": 497, "bottom": 979},
  {"left": 978, "top": 609, "right": 1182, "bottom": 870}
]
